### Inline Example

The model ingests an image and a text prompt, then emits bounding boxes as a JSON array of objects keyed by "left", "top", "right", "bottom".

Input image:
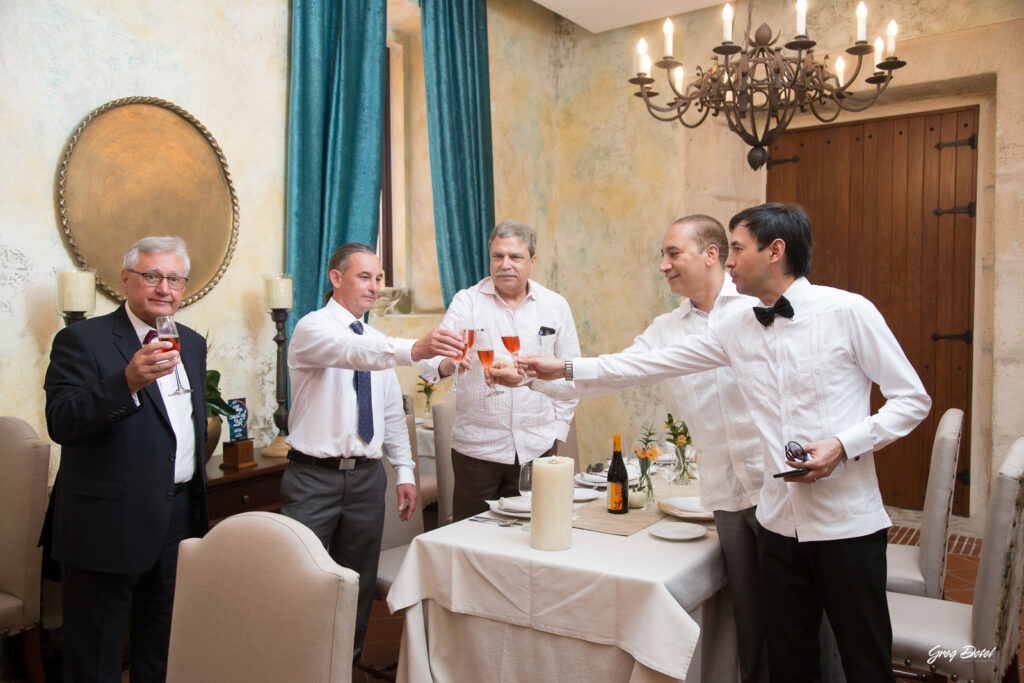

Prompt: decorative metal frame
[
  {"left": 57, "top": 96, "right": 240, "bottom": 305},
  {"left": 630, "top": 3, "right": 906, "bottom": 170}
]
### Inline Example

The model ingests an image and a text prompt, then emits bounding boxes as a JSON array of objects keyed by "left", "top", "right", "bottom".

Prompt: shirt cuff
[
  {"left": 395, "top": 465, "right": 416, "bottom": 487},
  {"left": 834, "top": 422, "right": 873, "bottom": 461},
  {"left": 552, "top": 421, "right": 571, "bottom": 443},
  {"left": 131, "top": 392, "right": 140, "bottom": 407},
  {"left": 394, "top": 338, "right": 416, "bottom": 366},
  {"left": 573, "top": 357, "right": 600, "bottom": 380}
]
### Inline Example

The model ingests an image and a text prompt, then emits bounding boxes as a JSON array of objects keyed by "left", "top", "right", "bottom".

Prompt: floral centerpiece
[
  {"left": 632, "top": 423, "right": 661, "bottom": 508},
  {"left": 664, "top": 413, "right": 694, "bottom": 484},
  {"left": 417, "top": 375, "right": 437, "bottom": 420}
]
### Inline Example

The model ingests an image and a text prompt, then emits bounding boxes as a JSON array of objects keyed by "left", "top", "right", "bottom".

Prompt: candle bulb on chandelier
[
  {"left": 641, "top": 53, "right": 652, "bottom": 77},
  {"left": 673, "top": 66, "right": 684, "bottom": 93},
  {"left": 886, "top": 20, "right": 898, "bottom": 56},
  {"left": 835, "top": 55, "right": 846, "bottom": 86},
  {"left": 796, "top": 0, "right": 807, "bottom": 36},
  {"left": 663, "top": 18, "right": 674, "bottom": 57},
  {"left": 723, "top": 3, "right": 734, "bottom": 43},
  {"left": 635, "top": 37, "right": 647, "bottom": 74},
  {"left": 856, "top": 2, "right": 867, "bottom": 42},
  {"left": 873, "top": 36, "right": 884, "bottom": 68}
]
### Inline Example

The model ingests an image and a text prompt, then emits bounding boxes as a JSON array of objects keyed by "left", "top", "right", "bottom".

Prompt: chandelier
[{"left": 629, "top": 1, "right": 907, "bottom": 170}]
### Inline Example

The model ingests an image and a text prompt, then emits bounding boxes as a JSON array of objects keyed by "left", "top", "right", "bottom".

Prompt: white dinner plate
[
  {"left": 573, "top": 487, "right": 600, "bottom": 502},
  {"left": 486, "top": 499, "right": 531, "bottom": 519},
  {"left": 575, "top": 472, "right": 607, "bottom": 488},
  {"left": 649, "top": 521, "right": 707, "bottom": 541},
  {"left": 658, "top": 496, "right": 714, "bottom": 521},
  {"left": 414, "top": 417, "right": 426, "bottom": 425}
]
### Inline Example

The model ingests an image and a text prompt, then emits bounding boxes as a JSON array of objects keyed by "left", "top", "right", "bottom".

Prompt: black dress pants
[
  {"left": 760, "top": 527, "right": 893, "bottom": 683},
  {"left": 61, "top": 489, "right": 193, "bottom": 683}
]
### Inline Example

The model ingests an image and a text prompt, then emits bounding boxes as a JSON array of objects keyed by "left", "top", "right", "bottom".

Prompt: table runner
[{"left": 571, "top": 496, "right": 666, "bottom": 535}]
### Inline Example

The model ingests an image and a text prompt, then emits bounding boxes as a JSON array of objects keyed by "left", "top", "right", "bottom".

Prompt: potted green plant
[{"left": 204, "top": 369, "right": 234, "bottom": 462}]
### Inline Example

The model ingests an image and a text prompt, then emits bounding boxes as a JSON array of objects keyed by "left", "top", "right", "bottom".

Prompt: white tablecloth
[{"left": 387, "top": 492, "right": 738, "bottom": 683}]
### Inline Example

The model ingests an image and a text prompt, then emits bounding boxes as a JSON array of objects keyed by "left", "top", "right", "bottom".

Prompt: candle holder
[
  {"left": 56, "top": 267, "right": 96, "bottom": 327},
  {"left": 262, "top": 308, "right": 291, "bottom": 457}
]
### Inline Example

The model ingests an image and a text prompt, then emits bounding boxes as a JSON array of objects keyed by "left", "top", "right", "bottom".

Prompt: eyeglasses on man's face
[{"left": 126, "top": 269, "right": 189, "bottom": 290}]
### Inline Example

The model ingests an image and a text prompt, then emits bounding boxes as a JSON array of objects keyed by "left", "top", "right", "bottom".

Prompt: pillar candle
[
  {"left": 265, "top": 275, "right": 293, "bottom": 310},
  {"left": 530, "top": 456, "right": 574, "bottom": 551},
  {"left": 57, "top": 269, "right": 95, "bottom": 314}
]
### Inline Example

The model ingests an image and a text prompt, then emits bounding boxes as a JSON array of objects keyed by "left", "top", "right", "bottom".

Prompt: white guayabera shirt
[{"left": 572, "top": 277, "right": 931, "bottom": 542}]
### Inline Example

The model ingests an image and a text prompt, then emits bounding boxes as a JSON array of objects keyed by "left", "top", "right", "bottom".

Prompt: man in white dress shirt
[
  {"left": 282, "top": 243, "right": 462, "bottom": 662},
  {"left": 517, "top": 204, "right": 931, "bottom": 682},
  {"left": 419, "top": 220, "right": 581, "bottom": 521}
]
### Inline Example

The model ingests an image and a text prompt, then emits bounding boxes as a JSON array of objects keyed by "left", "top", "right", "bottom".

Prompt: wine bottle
[{"left": 607, "top": 433, "right": 628, "bottom": 514}]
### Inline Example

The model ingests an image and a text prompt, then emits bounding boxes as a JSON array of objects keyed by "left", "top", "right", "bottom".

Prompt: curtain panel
[
  {"left": 421, "top": 0, "right": 496, "bottom": 306},
  {"left": 286, "top": 0, "right": 387, "bottom": 329}
]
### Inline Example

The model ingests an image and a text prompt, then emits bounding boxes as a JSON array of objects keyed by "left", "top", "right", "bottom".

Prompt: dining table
[{"left": 386, "top": 478, "right": 739, "bottom": 682}]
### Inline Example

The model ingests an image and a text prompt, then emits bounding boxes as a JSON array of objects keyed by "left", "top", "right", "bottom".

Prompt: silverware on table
[{"left": 469, "top": 515, "right": 523, "bottom": 527}]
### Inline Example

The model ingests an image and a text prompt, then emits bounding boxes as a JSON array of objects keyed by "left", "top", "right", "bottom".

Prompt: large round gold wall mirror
[{"left": 58, "top": 96, "right": 239, "bottom": 306}]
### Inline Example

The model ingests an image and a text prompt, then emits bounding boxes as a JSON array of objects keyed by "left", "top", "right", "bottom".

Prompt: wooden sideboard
[{"left": 204, "top": 450, "right": 288, "bottom": 525}]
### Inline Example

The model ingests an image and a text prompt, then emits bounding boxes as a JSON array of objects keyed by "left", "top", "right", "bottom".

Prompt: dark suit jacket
[{"left": 44, "top": 304, "right": 209, "bottom": 574}]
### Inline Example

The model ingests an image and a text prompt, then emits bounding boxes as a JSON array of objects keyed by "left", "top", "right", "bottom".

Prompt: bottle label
[{"left": 608, "top": 482, "right": 625, "bottom": 511}]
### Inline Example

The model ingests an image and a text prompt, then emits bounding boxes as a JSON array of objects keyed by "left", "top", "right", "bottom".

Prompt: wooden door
[{"left": 766, "top": 108, "right": 978, "bottom": 514}]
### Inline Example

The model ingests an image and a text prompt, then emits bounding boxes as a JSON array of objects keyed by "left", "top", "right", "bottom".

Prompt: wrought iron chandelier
[{"left": 629, "top": 1, "right": 907, "bottom": 170}]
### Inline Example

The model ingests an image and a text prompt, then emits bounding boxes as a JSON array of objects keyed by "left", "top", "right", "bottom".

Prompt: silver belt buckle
[{"left": 338, "top": 458, "right": 356, "bottom": 471}]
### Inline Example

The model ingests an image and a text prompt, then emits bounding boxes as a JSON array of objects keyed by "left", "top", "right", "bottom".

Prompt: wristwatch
[{"left": 564, "top": 359, "right": 573, "bottom": 381}]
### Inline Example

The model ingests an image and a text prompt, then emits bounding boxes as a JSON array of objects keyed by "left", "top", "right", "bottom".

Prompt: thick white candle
[
  {"left": 663, "top": 18, "right": 673, "bottom": 57},
  {"left": 856, "top": 2, "right": 867, "bottom": 42},
  {"left": 886, "top": 20, "right": 897, "bottom": 56},
  {"left": 265, "top": 275, "right": 293, "bottom": 310},
  {"left": 796, "top": 0, "right": 807, "bottom": 36},
  {"left": 723, "top": 3, "right": 734, "bottom": 42},
  {"left": 57, "top": 270, "right": 95, "bottom": 313},
  {"left": 530, "top": 456, "right": 574, "bottom": 551}
]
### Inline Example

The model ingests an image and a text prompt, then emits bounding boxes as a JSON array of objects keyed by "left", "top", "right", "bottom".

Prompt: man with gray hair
[
  {"left": 419, "top": 220, "right": 581, "bottom": 521},
  {"left": 44, "top": 235, "right": 209, "bottom": 682}
]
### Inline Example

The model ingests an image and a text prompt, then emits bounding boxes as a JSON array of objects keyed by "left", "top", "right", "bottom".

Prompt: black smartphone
[{"left": 773, "top": 440, "right": 811, "bottom": 478}]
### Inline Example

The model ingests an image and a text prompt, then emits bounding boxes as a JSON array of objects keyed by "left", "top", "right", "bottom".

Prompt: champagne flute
[
  {"left": 450, "top": 328, "right": 475, "bottom": 394},
  {"left": 154, "top": 315, "right": 191, "bottom": 396},
  {"left": 476, "top": 329, "right": 503, "bottom": 396},
  {"left": 657, "top": 456, "right": 681, "bottom": 499}
]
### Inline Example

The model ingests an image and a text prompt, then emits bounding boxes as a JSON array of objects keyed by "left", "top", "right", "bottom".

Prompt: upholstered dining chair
[
  {"left": 889, "top": 436, "right": 1024, "bottom": 683},
  {"left": 887, "top": 408, "right": 965, "bottom": 598},
  {"left": 166, "top": 512, "right": 360, "bottom": 683},
  {"left": 376, "top": 412, "right": 426, "bottom": 598},
  {"left": 0, "top": 416, "right": 50, "bottom": 683},
  {"left": 431, "top": 394, "right": 456, "bottom": 527},
  {"left": 403, "top": 393, "right": 437, "bottom": 511}
]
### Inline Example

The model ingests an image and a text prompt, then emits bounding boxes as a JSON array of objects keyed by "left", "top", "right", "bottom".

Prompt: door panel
[{"left": 766, "top": 108, "right": 977, "bottom": 514}]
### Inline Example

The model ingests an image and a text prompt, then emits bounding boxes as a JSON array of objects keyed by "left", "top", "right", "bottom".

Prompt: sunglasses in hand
[{"left": 773, "top": 441, "right": 811, "bottom": 479}]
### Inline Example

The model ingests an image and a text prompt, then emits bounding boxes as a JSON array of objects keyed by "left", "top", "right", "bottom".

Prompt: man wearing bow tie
[
  {"left": 516, "top": 203, "right": 930, "bottom": 682},
  {"left": 282, "top": 243, "right": 463, "bottom": 664}
]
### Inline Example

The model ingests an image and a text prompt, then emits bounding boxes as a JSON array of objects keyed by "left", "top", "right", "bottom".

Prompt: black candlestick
[
  {"left": 263, "top": 308, "right": 291, "bottom": 456},
  {"left": 62, "top": 311, "right": 87, "bottom": 327}
]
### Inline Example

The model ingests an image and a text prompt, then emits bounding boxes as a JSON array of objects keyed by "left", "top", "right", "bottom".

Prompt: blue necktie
[{"left": 349, "top": 321, "right": 374, "bottom": 443}]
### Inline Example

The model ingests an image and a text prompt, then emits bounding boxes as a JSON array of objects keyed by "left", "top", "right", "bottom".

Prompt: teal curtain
[
  {"left": 421, "top": 0, "right": 496, "bottom": 306},
  {"left": 286, "top": 0, "right": 387, "bottom": 327}
]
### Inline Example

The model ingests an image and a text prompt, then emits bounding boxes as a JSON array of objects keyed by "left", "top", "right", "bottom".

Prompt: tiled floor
[{"left": 889, "top": 525, "right": 1022, "bottom": 683}]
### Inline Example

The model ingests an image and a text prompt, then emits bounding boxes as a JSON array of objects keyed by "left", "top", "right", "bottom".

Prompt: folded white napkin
[
  {"left": 498, "top": 496, "right": 531, "bottom": 513},
  {"left": 580, "top": 472, "right": 607, "bottom": 485}
]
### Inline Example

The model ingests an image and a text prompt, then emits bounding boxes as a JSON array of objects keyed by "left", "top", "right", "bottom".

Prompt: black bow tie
[{"left": 753, "top": 296, "right": 795, "bottom": 327}]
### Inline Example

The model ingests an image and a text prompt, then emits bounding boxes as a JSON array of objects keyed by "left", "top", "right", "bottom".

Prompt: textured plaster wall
[
  {"left": 479, "top": 0, "right": 1024, "bottom": 518},
  {"left": 0, "top": 0, "right": 290, "bottom": 479}
]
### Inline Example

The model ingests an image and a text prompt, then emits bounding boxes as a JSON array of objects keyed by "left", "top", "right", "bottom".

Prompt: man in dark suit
[{"left": 44, "top": 235, "right": 208, "bottom": 683}]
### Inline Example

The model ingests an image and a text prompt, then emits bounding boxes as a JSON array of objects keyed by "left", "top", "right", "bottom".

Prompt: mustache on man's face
[{"left": 495, "top": 269, "right": 517, "bottom": 277}]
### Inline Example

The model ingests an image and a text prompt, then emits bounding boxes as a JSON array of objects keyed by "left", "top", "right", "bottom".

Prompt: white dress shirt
[
  {"left": 419, "top": 277, "right": 581, "bottom": 464},
  {"left": 540, "top": 279, "right": 763, "bottom": 512},
  {"left": 286, "top": 298, "right": 415, "bottom": 486},
  {"left": 573, "top": 277, "right": 931, "bottom": 541},
  {"left": 125, "top": 304, "right": 195, "bottom": 484}
]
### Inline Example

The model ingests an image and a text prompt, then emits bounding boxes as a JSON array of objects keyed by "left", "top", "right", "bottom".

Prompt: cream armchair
[
  {"left": 431, "top": 395, "right": 456, "bottom": 527},
  {"left": 166, "top": 512, "right": 360, "bottom": 683},
  {"left": 0, "top": 416, "right": 50, "bottom": 683},
  {"left": 889, "top": 436, "right": 1024, "bottom": 682},
  {"left": 887, "top": 408, "right": 965, "bottom": 598}
]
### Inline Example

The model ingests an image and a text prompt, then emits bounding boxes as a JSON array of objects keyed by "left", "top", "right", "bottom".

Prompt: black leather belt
[
  {"left": 173, "top": 481, "right": 191, "bottom": 495},
  {"left": 287, "top": 450, "right": 374, "bottom": 471}
]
